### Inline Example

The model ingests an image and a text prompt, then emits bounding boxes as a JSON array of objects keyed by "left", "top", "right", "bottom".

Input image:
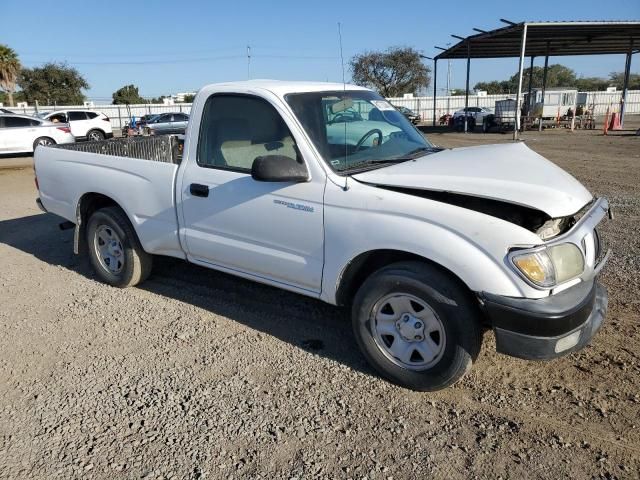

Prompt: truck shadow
[{"left": 0, "top": 213, "right": 371, "bottom": 376}]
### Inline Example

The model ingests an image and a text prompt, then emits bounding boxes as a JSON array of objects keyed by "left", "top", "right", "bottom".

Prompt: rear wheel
[
  {"left": 33, "top": 137, "right": 55, "bottom": 151},
  {"left": 87, "top": 129, "right": 105, "bottom": 141},
  {"left": 352, "top": 261, "right": 483, "bottom": 391},
  {"left": 86, "top": 206, "right": 152, "bottom": 287}
]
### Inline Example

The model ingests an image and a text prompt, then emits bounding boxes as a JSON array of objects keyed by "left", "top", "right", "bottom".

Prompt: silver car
[{"left": 144, "top": 112, "right": 189, "bottom": 135}]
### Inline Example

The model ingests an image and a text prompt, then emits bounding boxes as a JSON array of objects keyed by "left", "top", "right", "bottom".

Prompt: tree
[
  {"left": 350, "top": 47, "right": 431, "bottom": 97},
  {"left": 112, "top": 84, "right": 145, "bottom": 104},
  {"left": 505, "top": 64, "right": 577, "bottom": 92},
  {"left": 19, "top": 63, "right": 88, "bottom": 105},
  {"left": 473, "top": 80, "right": 512, "bottom": 94},
  {"left": 474, "top": 64, "right": 578, "bottom": 94},
  {"left": 608, "top": 72, "right": 640, "bottom": 90},
  {"left": 182, "top": 93, "right": 195, "bottom": 103},
  {"left": 0, "top": 44, "right": 21, "bottom": 107},
  {"left": 575, "top": 76, "right": 610, "bottom": 91}
]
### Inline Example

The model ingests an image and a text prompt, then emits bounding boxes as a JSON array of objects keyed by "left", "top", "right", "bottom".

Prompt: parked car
[
  {"left": 452, "top": 106, "right": 494, "bottom": 130},
  {"left": 452, "top": 106, "right": 493, "bottom": 121},
  {"left": 38, "top": 110, "right": 113, "bottom": 142},
  {"left": 393, "top": 105, "right": 422, "bottom": 124},
  {"left": 144, "top": 112, "right": 189, "bottom": 135},
  {"left": 0, "top": 114, "right": 75, "bottom": 154},
  {"left": 34, "top": 80, "right": 610, "bottom": 391},
  {"left": 122, "top": 114, "right": 159, "bottom": 137}
]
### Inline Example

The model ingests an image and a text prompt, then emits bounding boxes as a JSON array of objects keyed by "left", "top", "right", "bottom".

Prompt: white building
[{"left": 172, "top": 91, "right": 197, "bottom": 103}]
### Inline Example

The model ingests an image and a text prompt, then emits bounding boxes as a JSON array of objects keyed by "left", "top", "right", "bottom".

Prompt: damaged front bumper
[
  {"left": 480, "top": 196, "right": 611, "bottom": 360},
  {"left": 480, "top": 279, "right": 607, "bottom": 360}
]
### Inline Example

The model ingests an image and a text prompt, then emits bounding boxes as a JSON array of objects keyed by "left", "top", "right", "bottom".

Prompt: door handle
[{"left": 190, "top": 183, "right": 209, "bottom": 197}]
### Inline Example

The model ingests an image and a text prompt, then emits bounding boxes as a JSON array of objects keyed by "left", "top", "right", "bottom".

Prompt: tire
[
  {"left": 33, "top": 136, "right": 56, "bottom": 151},
  {"left": 352, "top": 261, "right": 482, "bottom": 391},
  {"left": 86, "top": 206, "right": 152, "bottom": 287},
  {"left": 87, "top": 129, "right": 105, "bottom": 141}
]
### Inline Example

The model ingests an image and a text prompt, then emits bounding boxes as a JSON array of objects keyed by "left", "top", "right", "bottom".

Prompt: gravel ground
[{"left": 0, "top": 123, "right": 639, "bottom": 479}]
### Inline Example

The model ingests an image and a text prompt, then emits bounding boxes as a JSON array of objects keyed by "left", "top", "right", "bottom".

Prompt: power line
[{"left": 20, "top": 53, "right": 340, "bottom": 66}]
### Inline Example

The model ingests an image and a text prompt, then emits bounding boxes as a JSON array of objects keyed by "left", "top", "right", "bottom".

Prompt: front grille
[{"left": 593, "top": 226, "right": 609, "bottom": 267}]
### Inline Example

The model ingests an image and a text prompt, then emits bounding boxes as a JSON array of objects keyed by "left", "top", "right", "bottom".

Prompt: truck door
[{"left": 179, "top": 94, "right": 325, "bottom": 293}]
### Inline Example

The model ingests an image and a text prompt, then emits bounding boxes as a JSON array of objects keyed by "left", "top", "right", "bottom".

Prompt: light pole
[
  {"left": 420, "top": 54, "right": 436, "bottom": 126},
  {"left": 446, "top": 43, "right": 452, "bottom": 96}
]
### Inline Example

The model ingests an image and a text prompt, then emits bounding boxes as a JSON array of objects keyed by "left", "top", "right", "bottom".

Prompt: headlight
[
  {"left": 548, "top": 243, "right": 584, "bottom": 283},
  {"left": 511, "top": 243, "right": 584, "bottom": 287},
  {"left": 512, "top": 250, "right": 556, "bottom": 287}
]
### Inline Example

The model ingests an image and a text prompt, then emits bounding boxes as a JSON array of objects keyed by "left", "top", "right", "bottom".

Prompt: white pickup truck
[{"left": 35, "top": 80, "right": 611, "bottom": 391}]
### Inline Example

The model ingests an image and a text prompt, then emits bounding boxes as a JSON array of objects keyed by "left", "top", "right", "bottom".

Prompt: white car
[
  {"left": 452, "top": 106, "right": 494, "bottom": 124},
  {"left": 0, "top": 114, "right": 75, "bottom": 154},
  {"left": 38, "top": 110, "right": 113, "bottom": 142},
  {"left": 34, "top": 80, "right": 610, "bottom": 391}
]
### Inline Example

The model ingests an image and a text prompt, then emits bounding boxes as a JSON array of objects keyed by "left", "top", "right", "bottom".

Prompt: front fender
[{"left": 321, "top": 180, "right": 545, "bottom": 304}]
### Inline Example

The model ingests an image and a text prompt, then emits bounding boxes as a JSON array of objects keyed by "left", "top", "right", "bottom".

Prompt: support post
[
  {"left": 539, "top": 44, "right": 549, "bottom": 132},
  {"left": 513, "top": 24, "right": 528, "bottom": 140},
  {"left": 620, "top": 38, "right": 633, "bottom": 127},
  {"left": 432, "top": 59, "right": 438, "bottom": 126},
  {"left": 464, "top": 41, "right": 471, "bottom": 133},
  {"left": 526, "top": 55, "right": 534, "bottom": 116}
]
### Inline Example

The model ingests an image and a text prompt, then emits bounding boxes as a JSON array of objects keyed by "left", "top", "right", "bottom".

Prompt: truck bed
[
  {"left": 52, "top": 135, "right": 184, "bottom": 164},
  {"left": 35, "top": 135, "right": 185, "bottom": 259}
]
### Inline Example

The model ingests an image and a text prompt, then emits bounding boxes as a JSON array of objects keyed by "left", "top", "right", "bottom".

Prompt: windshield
[{"left": 286, "top": 90, "right": 433, "bottom": 173}]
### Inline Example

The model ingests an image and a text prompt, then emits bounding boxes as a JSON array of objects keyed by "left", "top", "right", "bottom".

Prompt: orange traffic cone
[{"left": 608, "top": 112, "right": 622, "bottom": 131}]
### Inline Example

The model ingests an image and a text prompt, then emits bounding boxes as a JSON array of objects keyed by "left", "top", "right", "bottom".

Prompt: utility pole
[
  {"left": 247, "top": 45, "right": 251, "bottom": 80},
  {"left": 446, "top": 43, "right": 452, "bottom": 95}
]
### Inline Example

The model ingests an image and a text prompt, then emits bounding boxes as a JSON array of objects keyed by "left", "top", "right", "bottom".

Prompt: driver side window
[{"left": 197, "top": 95, "right": 298, "bottom": 171}]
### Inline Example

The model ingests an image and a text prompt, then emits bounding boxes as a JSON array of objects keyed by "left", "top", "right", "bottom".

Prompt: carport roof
[{"left": 434, "top": 21, "right": 640, "bottom": 59}]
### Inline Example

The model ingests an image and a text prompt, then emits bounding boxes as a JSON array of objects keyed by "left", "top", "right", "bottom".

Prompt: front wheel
[
  {"left": 352, "top": 261, "right": 482, "bottom": 391},
  {"left": 86, "top": 206, "right": 152, "bottom": 287}
]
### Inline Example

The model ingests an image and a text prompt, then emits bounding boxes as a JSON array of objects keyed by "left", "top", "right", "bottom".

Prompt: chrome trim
[{"left": 508, "top": 197, "right": 611, "bottom": 291}]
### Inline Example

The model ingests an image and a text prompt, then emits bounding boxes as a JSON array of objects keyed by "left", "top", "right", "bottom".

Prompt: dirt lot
[{"left": 1, "top": 125, "right": 639, "bottom": 480}]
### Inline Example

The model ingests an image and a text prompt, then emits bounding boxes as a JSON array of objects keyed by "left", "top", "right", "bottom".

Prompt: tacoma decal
[{"left": 273, "top": 199, "right": 314, "bottom": 213}]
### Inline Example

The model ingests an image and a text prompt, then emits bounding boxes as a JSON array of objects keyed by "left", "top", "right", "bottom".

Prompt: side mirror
[{"left": 251, "top": 155, "right": 308, "bottom": 182}]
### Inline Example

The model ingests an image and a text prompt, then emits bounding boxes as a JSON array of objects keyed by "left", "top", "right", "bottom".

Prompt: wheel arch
[
  {"left": 87, "top": 128, "right": 106, "bottom": 138},
  {"left": 335, "top": 249, "right": 477, "bottom": 309},
  {"left": 74, "top": 192, "right": 135, "bottom": 255}
]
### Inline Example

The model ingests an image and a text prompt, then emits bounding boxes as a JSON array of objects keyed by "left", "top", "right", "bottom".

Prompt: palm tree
[{"left": 0, "top": 45, "right": 21, "bottom": 107}]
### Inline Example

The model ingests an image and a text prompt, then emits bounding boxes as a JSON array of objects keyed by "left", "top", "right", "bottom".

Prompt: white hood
[{"left": 353, "top": 142, "right": 592, "bottom": 218}]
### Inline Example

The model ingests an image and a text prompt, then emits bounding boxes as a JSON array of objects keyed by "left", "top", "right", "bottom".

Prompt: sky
[{"left": 2, "top": 0, "right": 639, "bottom": 102}]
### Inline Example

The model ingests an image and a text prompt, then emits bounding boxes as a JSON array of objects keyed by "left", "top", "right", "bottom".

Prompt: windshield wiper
[
  {"left": 337, "top": 146, "right": 437, "bottom": 173},
  {"left": 339, "top": 158, "right": 409, "bottom": 173},
  {"left": 390, "top": 146, "right": 437, "bottom": 161}
]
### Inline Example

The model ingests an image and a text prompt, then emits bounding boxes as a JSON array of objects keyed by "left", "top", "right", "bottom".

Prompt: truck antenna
[{"left": 338, "top": 22, "right": 349, "bottom": 190}]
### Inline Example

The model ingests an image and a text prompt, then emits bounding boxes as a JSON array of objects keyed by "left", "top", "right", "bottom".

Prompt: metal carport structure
[{"left": 431, "top": 20, "right": 640, "bottom": 138}]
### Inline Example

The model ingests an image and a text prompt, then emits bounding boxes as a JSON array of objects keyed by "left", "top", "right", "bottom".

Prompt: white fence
[
  {"left": 4, "top": 89, "right": 639, "bottom": 129},
  {"left": 388, "top": 90, "right": 640, "bottom": 123}
]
